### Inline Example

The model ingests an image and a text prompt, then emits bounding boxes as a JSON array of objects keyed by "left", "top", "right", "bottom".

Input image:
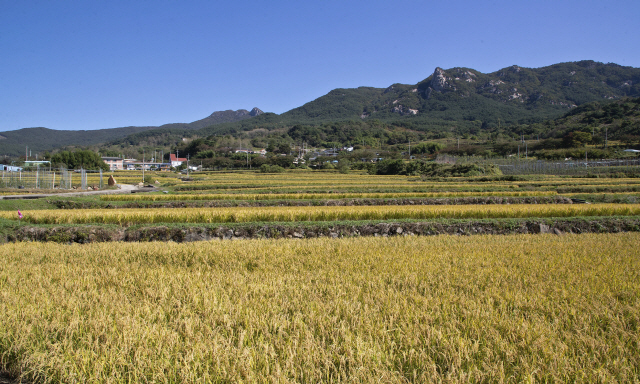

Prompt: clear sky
[{"left": 1, "top": 0, "right": 639, "bottom": 132}]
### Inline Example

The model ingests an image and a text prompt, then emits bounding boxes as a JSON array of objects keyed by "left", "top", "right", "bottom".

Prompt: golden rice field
[
  {"left": 173, "top": 185, "right": 525, "bottom": 194},
  {"left": 3, "top": 170, "right": 640, "bottom": 382},
  {"left": 171, "top": 184, "right": 640, "bottom": 195},
  {"left": 5, "top": 204, "right": 640, "bottom": 225},
  {"left": 1, "top": 234, "right": 638, "bottom": 383},
  {"left": 79, "top": 171, "right": 640, "bottom": 196},
  {"left": 164, "top": 175, "right": 640, "bottom": 194},
  {"left": 100, "top": 191, "right": 559, "bottom": 202}
]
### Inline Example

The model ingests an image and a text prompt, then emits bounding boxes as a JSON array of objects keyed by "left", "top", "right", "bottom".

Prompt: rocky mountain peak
[
  {"left": 430, "top": 67, "right": 450, "bottom": 92},
  {"left": 250, "top": 107, "right": 264, "bottom": 116},
  {"left": 423, "top": 67, "right": 455, "bottom": 99}
]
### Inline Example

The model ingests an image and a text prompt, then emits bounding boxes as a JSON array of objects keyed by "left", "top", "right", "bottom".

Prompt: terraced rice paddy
[
  {"left": 1, "top": 234, "right": 639, "bottom": 382},
  {"left": 1, "top": 170, "right": 639, "bottom": 382},
  {"left": 100, "top": 191, "right": 559, "bottom": 202},
  {"left": 7, "top": 204, "right": 640, "bottom": 225}
]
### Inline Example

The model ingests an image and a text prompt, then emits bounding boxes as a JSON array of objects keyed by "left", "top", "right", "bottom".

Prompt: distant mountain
[
  {"left": 190, "top": 61, "right": 640, "bottom": 145},
  {"left": 4, "top": 60, "right": 640, "bottom": 158},
  {"left": 188, "top": 108, "right": 264, "bottom": 129},
  {"left": 0, "top": 108, "right": 263, "bottom": 157},
  {"left": 278, "top": 60, "right": 640, "bottom": 127}
]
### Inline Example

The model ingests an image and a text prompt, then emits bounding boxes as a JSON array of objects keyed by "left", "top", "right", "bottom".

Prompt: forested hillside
[
  {"left": 191, "top": 60, "right": 640, "bottom": 139},
  {"left": 0, "top": 109, "right": 262, "bottom": 157}
]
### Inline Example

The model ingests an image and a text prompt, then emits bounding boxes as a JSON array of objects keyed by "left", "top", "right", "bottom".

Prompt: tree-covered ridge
[
  {"left": 446, "top": 97, "right": 640, "bottom": 160},
  {"left": 0, "top": 126, "right": 159, "bottom": 158},
  {"left": 196, "top": 60, "right": 640, "bottom": 137},
  {"left": 102, "top": 97, "right": 640, "bottom": 172},
  {"left": 535, "top": 96, "right": 640, "bottom": 142},
  {"left": 0, "top": 109, "right": 262, "bottom": 157}
]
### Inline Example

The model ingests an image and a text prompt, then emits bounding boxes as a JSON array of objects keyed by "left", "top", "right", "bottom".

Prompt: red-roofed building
[{"left": 170, "top": 154, "right": 188, "bottom": 167}]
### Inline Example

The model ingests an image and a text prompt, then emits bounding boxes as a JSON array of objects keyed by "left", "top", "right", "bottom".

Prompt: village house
[
  {"left": 235, "top": 148, "right": 267, "bottom": 156},
  {"left": 23, "top": 160, "right": 51, "bottom": 168},
  {"left": 170, "top": 154, "right": 188, "bottom": 167},
  {"left": 101, "top": 157, "right": 124, "bottom": 171}
]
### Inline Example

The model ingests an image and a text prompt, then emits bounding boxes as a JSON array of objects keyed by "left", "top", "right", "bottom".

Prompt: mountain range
[
  {"left": 1, "top": 60, "right": 639, "bottom": 157},
  {"left": 0, "top": 108, "right": 263, "bottom": 157}
]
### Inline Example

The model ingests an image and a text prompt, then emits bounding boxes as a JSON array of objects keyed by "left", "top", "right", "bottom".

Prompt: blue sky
[{"left": 1, "top": 0, "right": 639, "bottom": 132}]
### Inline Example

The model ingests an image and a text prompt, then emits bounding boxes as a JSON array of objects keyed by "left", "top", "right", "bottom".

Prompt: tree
[
  {"left": 412, "top": 142, "right": 445, "bottom": 154},
  {"left": 562, "top": 131, "right": 592, "bottom": 147},
  {"left": 269, "top": 155, "right": 295, "bottom": 168},
  {"left": 374, "top": 159, "right": 406, "bottom": 175},
  {"left": 277, "top": 142, "right": 291, "bottom": 155},
  {"left": 50, "top": 150, "right": 109, "bottom": 171}
]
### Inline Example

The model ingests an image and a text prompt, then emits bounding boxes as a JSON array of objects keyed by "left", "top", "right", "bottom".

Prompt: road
[{"left": 0, "top": 184, "right": 140, "bottom": 200}]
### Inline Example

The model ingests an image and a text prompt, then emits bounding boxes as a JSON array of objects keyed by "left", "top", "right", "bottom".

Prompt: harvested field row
[
  {"left": 4, "top": 204, "right": 640, "bottom": 225},
  {"left": 11, "top": 217, "right": 640, "bottom": 243}
]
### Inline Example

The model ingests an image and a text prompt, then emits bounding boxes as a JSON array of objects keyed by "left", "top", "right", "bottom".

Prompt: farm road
[{"left": 0, "top": 184, "right": 140, "bottom": 200}]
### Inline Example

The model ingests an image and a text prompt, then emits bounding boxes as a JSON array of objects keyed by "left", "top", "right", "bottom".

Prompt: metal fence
[
  {"left": 434, "top": 154, "right": 640, "bottom": 176},
  {"left": 487, "top": 158, "right": 640, "bottom": 176},
  {"left": 1, "top": 167, "right": 104, "bottom": 190}
]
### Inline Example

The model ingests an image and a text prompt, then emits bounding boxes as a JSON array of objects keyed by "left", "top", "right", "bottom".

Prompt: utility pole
[
  {"left": 187, "top": 154, "right": 190, "bottom": 178},
  {"left": 142, "top": 150, "right": 145, "bottom": 184}
]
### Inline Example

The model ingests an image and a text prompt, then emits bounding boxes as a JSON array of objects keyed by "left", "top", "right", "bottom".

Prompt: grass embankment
[
  {"left": 1, "top": 234, "right": 638, "bottom": 382},
  {"left": 10, "top": 216, "right": 640, "bottom": 243}
]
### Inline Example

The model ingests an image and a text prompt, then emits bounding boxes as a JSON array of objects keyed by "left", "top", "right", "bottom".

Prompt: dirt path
[{"left": 0, "top": 184, "right": 139, "bottom": 200}]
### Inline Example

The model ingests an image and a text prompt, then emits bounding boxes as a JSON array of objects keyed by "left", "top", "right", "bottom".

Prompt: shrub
[{"left": 259, "top": 164, "right": 285, "bottom": 173}]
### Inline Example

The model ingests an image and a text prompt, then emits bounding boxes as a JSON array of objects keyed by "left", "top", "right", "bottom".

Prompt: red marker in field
[{"left": 18, "top": 210, "right": 23, "bottom": 219}]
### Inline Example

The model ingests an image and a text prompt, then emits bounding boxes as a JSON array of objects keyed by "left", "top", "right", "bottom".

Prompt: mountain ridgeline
[
  {"left": 186, "top": 61, "right": 640, "bottom": 144},
  {"left": 250, "top": 60, "right": 640, "bottom": 128},
  {"left": 2, "top": 60, "right": 640, "bottom": 157},
  {"left": 0, "top": 108, "right": 264, "bottom": 157}
]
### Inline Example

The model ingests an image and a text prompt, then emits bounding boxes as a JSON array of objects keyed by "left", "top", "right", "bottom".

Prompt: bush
[
  {"left": 337, "top": 159, "right": 351, "bottom": 174},
  {"left": 259, "top": 164, "right": 285, "bottom": 173},
  {"left": 322, "top": 162, "right": 336, "bottom": 170},
  {"left": 338, "top": 165, "right": 350, "bottom": 174},
  {"left": 412, "top": 142, "right": 445, "bottom": 154},
  {"left": 373, "top": 159, "right": 406, "bottom": 175}
]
